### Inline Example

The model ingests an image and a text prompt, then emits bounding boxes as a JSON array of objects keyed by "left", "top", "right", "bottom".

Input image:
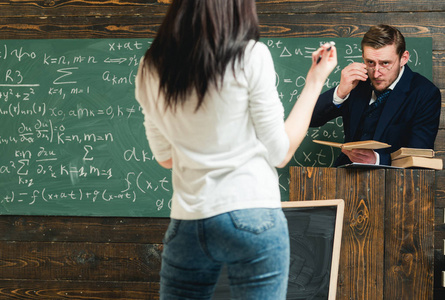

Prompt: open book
[{"left": 313, "top": 140, "right": 391, "bottom": 150}]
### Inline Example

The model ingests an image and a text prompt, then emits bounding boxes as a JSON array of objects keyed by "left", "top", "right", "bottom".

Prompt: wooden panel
[
  {"left": 434, "top": 190, "right": 445, "bottom": 281},
  {"left": 290, "top": 167, "right": 438, "bottom": 299},
  {"left": 289, "top": 167, "right": 337, "bottom": 201},
  {"left": 0, "top": 16, "right": 164, "bottom": 39},
  {"left": 434, "top": 228, "right": 445, "bottom": 293},
  {"left": 254, "top": 12, "right": 445, "bottom": 49},
  {"left": 384, "top": 169, "right": 434, "bottom": 300},
  {"left": 441, "top": 91, "right": 445, "bottom": 108},
  {"left": 0, "top": 215, "right": 169, "bottom": 298},
  {"left": 434, "top": 227, "right": 445, "bottom": 275},
  {"left": 0, "top": 216, "right": 169, "bottom": 243},
  {"left": 432, "top": 51, "right": 445, "bottom": 91},
  {"left": 0, "top": 241, "right": 162, "bottom": 281},
  {"left": 0, "top": 0, "right": 168, "bottom": 17},
  {"left": 335, "top": 168, "right": 385, "bottom": 300},
  {"left": 0, "top": 280, "right": 160, "bottom": 299},
  {"left": 440, "top": 107, "right": 445, "bottom": 129},
  {"left": 436, "top": 170, "right": 445, "bottom": 207},
  {"left": 435, "top": 130, "right": 445, "bottom": 157},
  {"left": 1, "top": 12, "right": 445, "bottom": 47},
  {"left": 255, "top": 0, "right": 445, "bottom": 14},
  {"left": 1, "top": 0, "right": 445, "bottom": 17}
]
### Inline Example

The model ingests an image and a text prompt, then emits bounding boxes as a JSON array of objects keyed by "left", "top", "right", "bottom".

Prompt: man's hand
[
  {"left": 336, "top": 62, "right": 368, "bottom": 99},
  {"left": 341, "top": 149, "right": 377, "bottom": 164}
]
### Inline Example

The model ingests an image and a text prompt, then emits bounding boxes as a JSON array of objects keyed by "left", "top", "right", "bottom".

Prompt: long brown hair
[{"left": 143, "top": 0, "right": 260, "bottom": 111}]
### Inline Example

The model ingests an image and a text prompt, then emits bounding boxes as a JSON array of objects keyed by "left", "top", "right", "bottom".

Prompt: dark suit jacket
[{"left": 310, "top": 65, "right": 441, "bottom": 166}]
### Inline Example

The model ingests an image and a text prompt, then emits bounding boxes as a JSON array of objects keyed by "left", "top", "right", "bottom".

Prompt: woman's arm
[
  {"left": 277, "top": 44, "right": 337, "bottom": 168},
  {"left": 158, "top": 158, "right": 173, "bottom": 169}
]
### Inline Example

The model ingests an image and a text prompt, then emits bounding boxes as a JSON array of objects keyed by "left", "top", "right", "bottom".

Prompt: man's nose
[{"left": 373, "top": 67, "right": 383, "bottom": 76}]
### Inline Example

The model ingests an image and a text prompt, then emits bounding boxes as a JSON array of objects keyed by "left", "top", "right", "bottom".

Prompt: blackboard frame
[
  {"left": 282, "top": 200, "right": 344, "bottom": 300},
  {"left": 213, "top": 199, "right": 344, "bottom": 300}
]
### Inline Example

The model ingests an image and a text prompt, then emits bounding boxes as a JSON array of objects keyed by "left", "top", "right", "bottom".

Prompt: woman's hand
[{"left": 306, "top": 42, "right": 338, "bottom": 85}]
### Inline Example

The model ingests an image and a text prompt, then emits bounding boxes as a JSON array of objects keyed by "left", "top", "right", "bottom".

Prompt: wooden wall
[{"left": 0, "top": 0, "right": 444, "bottom": 299}]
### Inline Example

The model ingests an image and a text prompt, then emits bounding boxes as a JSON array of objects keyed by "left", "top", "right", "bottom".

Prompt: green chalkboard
[{"left": 0, "top": 37, "right": 432, "bottom": 217}]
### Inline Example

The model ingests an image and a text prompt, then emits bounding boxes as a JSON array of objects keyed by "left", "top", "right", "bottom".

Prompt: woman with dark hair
[{"left": 135, "top": 0, "right": 337, "bottom": 299}]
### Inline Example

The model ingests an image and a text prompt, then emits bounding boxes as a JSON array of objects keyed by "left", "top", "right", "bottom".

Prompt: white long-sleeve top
[{"left": 135, "top": 40, "right": 289, "bottom": 220}]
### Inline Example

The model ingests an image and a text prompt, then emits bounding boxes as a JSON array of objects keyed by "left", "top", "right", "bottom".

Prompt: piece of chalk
[{"left": 317, "top": 42, "right": 335, "bottom": 64}]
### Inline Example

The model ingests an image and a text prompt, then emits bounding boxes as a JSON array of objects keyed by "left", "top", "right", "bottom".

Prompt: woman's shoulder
[
  {"left": 243, "top": 40, "right": 273, "bottom": 67},
  {"left": 245, "top": 40, "right": 269, "bottom": 55}
]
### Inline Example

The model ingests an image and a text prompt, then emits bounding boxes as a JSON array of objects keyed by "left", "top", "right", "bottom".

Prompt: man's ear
[{"left": 400, "top": 50, "right": 410, "bottom": 67}]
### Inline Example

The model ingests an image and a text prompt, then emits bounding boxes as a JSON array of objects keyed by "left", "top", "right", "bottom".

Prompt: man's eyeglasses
[{"left": 364, "top": 61, "right": 394, "bottom": 73}]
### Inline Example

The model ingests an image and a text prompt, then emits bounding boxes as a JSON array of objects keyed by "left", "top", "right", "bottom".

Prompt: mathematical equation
[
  {"left": 0, "top": 39, "right": 172, "bottom": 216},
  {"left": 1, "top": 187, "right": 172, "bottom": 212}
]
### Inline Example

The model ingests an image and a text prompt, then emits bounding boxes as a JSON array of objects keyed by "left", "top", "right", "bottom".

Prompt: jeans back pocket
[{"left": 229, "top": 208, "right": 276, "bottom": 234}]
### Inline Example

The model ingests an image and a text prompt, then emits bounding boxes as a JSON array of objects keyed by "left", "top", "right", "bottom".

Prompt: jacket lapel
[
  {"left": 349, "top": 83, "right": 372, "bottom": 140},
  {"left": 373, "top": 66, "right": 413, "bottom": 140}
]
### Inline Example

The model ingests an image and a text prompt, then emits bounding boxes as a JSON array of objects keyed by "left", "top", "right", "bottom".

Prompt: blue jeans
[{"left": 160, "top": 208, "right": 290, "bottom": 300}]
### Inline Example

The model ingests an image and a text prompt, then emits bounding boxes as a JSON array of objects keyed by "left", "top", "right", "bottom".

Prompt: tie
[
  {"left": 357, "top": 89, "right": 391, "bottom": 141},
  {"left": 371, "top": 89, "right": 391, "bottom": 109}
]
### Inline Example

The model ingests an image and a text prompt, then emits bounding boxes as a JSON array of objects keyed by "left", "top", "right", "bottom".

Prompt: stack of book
[{"left": 390, "top": 148, "right": 443, "bottom": 170}]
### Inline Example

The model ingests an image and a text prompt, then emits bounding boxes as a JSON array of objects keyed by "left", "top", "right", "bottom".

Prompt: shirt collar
[
  {"left": 371, "top": 65, "right": 405, "bottom": 101},
  {"left": 389, "top": 65, "right": 405, "bottom": 90}
]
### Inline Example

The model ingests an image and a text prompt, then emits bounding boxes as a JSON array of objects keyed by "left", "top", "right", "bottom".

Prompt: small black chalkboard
[{"left": 213, "top": 200, "right": 344, "bottom": 300}]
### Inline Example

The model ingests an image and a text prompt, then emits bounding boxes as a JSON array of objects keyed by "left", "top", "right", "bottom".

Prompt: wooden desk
[{"left": 290, "top": 167, "right": 434, "bottom": 300}]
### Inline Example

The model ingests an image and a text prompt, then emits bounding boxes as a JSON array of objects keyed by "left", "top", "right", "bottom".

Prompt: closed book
[
  {"left": 391, "top": 147, "right": 435, "bottom": 160},
  {"left": 391, "top": 156, "right": 443, "bottom": 170},
  {"left": 313, "top": 139, "right": 391, "bottom": 150}
]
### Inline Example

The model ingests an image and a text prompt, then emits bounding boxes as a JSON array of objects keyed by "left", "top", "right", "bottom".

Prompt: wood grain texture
[
  {"left": 0, "top": 280, "right": 160, "bottom": 299},
  {"left": 255, "top": 0, "right": 445, "bottom": 14},
  {"left": 0, "top": 12, "right": 444, "bottom": 48},
  {"left": 0, "top": 0, "right": 169, "bottom": 17},
  {"left": 435, "top": 130, "right": 445, "bottom": 157},
  {"left": 0, "top": 216, "right": 168, "bottom": 298},
  {"left": 289, "top": 166, "right": 337, "bottom": 201},
  {"left": 440, "top": 107, "right": 445, "bottom": 129},
  {"left": 1, "top": 0, "right": 445, "bottom": 17},
  {"left": 0, "top": 16, "right": 164, "bottom": 39},
  {"left": 435, "top": 170, "right": 445, "bottom": 207},
  {"left": 0, "top": 241, "right": 162, "bottom": 281},
  {"left": 335, "top": 168, "right": 385, "bottom": 300},
  {"left": 290, "top": 167, "right": 437, "bottom": 299},
  {"left": 0, "top": 216, "right": 169, "bottom": 243},
  {"left": 384, "top": 169, "right": 434, "bottom": 300}
]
